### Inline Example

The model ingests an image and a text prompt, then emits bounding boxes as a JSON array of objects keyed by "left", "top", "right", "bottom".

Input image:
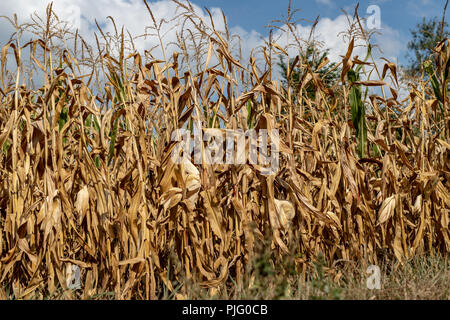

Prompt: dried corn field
[{"left": 0, "top": 2, "right": 449, "bottom": 299}]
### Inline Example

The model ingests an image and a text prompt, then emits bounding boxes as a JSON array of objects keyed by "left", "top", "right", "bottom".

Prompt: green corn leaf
[{"left": 348, "top": 68, "right": 367, "bottom": 158}]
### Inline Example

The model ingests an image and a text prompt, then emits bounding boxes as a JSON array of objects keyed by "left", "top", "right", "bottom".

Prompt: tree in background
[
  {"left": 405, "top": 1, "right": 449, "bottom": 77},
  {"left": 277, "top": 44, "right": 340, "bottom": 100}
]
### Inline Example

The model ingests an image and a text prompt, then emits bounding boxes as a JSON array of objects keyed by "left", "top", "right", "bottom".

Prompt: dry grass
[
  {"left": 179, "top": 251, "right": 449, "bottom": 300},
  {"left": 0, "top": 1, "right": 449, "bottom": 299}
]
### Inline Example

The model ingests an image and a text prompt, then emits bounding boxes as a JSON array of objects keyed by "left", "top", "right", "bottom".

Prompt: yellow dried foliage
[{"left": 0, "top": 2, "right": 448, "bottom": 299}]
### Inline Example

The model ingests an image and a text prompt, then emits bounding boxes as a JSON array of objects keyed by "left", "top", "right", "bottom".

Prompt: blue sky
[
  {"left": 188, "top": 0, "right": 447, "bottom": 65},
  {"left": 0, "top": 0, "right": 447, "bottom": 72},
  {"left": 190, "top": 0, "right": 445, "bottom": 33}
]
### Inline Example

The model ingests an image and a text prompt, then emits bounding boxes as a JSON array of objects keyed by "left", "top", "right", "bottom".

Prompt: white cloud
[
  {"left": 372, "top": 24, "right": 405, "bottom": 62},
  {"left": 0, "top": 0, "right": 406, "bottom": 96},
  {"left": 0, "top": 0, "right": 226, "bottom": 59}
]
